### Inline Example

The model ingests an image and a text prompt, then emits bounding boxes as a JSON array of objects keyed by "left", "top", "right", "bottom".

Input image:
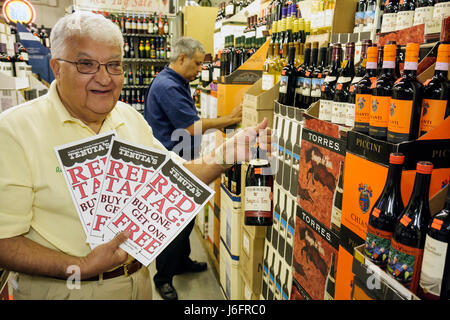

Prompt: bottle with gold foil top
[
  {"left": 262, "top": 43, "right": 277, "bottom": 91},
  {"left": 369, "top": 43, "right": 397, "bottom": 141},
  {"left": 387, "top": 43, "right": 423, "bottom": 143},
  {"left": 364, "top": 153, "right": 405, "bottom": 268},
  {"left": 419, "top": 43, "right": 449, "bottom": 136},
  {"left": 388, "top": 161, "right": 433, "bottom": 294},
  {"left": 354, "top": 45, "right": 378, "bottom": 134}
]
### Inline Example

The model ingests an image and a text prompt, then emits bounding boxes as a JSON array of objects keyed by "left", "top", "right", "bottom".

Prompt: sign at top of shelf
[
  {"left": 73, "top": 0, "right": 176, "bottom": 16},
  {"left": 2, "top": 0, "right": 36, "bottom": 24}
]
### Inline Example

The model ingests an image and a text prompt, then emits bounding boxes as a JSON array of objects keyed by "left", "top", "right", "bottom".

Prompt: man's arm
[
  {"left": 184, "top": 118, "right": 271, "bottom": 185},
  {"left": 184, "top": 104, "right": 242, "bottom": 135},
  {"left": 0, "top": 232, "right": 129, "bottom": 280}
]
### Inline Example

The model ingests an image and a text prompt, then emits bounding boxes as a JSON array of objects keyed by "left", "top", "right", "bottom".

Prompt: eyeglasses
[{"left": 56, "top": 58, "right": 124, "bottom": 75}]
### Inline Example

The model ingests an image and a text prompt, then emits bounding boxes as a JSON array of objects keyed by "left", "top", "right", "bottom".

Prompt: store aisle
[{"left": 149, "top": 226, "right": 224, "bottom": 300}]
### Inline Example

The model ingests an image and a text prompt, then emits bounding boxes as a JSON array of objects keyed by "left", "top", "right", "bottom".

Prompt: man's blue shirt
[{"left": 144, "top": 67, "right": 201, "bottom": 160}]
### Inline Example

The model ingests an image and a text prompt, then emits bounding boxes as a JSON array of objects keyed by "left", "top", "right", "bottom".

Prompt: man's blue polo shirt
[{"left": 144, "top": 67, "right": 201, "bottom": 160}]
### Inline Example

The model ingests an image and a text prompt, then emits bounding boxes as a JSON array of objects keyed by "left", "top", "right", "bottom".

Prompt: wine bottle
[
  {"left": 231, "top": 163, "right": 241, "bottom": 195},
  {"left": 294, "top": 42, "right": 311, "bottom": 109},
  {"left": 262, "top": 43, "right": 277, "bottom": 91},
  {"left": 311, "top": 46, "right": 327, "bottom": 103},
  {"left": 354, "top": 45, "right": 378, "bottom": 134},
  {"left": 418, "top": 185, "right": 450, "bottom": 300},
  {"left": 289, "top": 123, "right": 301, "bottom": 197},
  {"left": 276, "top": 117, "right": 286, "bottom": 187},
  {"left": 273, "top": 189, "right": 281, "bottom": 232},
  {"left": 274, "top": 259, "right": 283, "bottom": 300},
  {"left": 364, "top": 153, "right": 405, "bottom": 267},
  {"left": 332, "top": 42, "right": 355, "bottom": 126},
  {"left": 387, "top": 42, "right": 422, "bottom": 143},
  {"left": 244, "top": 156, "right": 274, "bottom": 226},
  {"left": 302, "top": 42, "right": 318, "bottom": 108},
  {"left": 396, "top": 0, "right": 416, "bottom": 30},
  {"left": 381, "top": 0, "right": 399, "bottom": 33},
  {"left": 278, "top": 193, "right": 288, "bottom": 257},
  {"left": 127, "top": 64, "right": 133, "bottom": 84},
  {"left": 278, "top": 46, "right": 297, "bottom": 106},
  {"left": 419, "top": 43, "right": 450, "bottom": 136},
  {"left": 330, "top": 161, "right": 344, "bottom": 233},
  {"left": 319, "top": 43, "right": 342, "bottom": 121},
  {"left": 139, "top": 39, "right": 145, "bottom": 58},
  {"left": 388, "top": 161, "right": 433, "bottom": 294},
  {"left": 324, "top": 252, "right": 336, "bottom": 300},
  {"left": 124, "top": 39, "right": 130, "bottom": 58},
  {"left": 369, "top": 43, "right": 397, "bottom": 140}
]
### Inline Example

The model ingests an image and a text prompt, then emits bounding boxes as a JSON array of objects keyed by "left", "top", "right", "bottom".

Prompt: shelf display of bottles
[{"left": 216, "top": 0, "right": 255, "bottom": 22}]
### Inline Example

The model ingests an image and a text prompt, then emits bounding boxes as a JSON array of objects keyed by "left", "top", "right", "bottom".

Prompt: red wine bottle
[
  {"left": 388, "top": 161, "right": 433, "bottom": 294},
  {"left": 354, "top": 45, "right": 378, "bottom": 134},
  {"left": 369, "top": 43, "right": 397, "bottom": 141},
  {"left": 419, "top": 43, "right": 450, "bottom": 136},
  {"left": 418, "top": 185, "right": 450, "bottom": 300},
  {"left": 364, "top": 152, "right": 405, "bottom": 268},
  {"left": 278, "top": 46, "right": 297, "bottom": 106},
  {"left": 387, "top": 43, "right": 423, "bottom": 143},
  {"left": 244, "top": 155, "right": 274, "bottom": 226}
]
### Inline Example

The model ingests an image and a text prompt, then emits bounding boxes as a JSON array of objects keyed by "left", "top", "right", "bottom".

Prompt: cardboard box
[
  {"left": 220, "top": 238, "right": 242, "bottom": 300},
  {"left": 352, "top": 245, "right": 420, "bottom": 300},
  {"left": 242, "top": 277, "right": 260, "bottom": 300},
  {"left": 242, "top": 106, "right": 274, "bottom": 130},
  {"left": 242, "top": 78, "right": 279, "bottom": 111},
  {"left": 239, "top": 227, "right": 265, "bottom": 295},
  {"left": 220, "top": 184, "right": 242, "bottom": 258}
]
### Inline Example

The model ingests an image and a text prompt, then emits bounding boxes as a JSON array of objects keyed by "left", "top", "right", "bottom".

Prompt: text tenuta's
[
  {"left": 118, "top": 147, "right": 158, "bottom": 164},
  {"left": 68, "top": 144, "right": 107, "bottom": 160},
  {"left": 307, "top": 132, "right": 341, "bottom": 152},
  {"left": 170, "top": 167, "right": 202, "bottom": 197}
]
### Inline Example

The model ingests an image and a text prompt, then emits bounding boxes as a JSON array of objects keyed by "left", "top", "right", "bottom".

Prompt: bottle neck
[
  {"left": 409, "top": 172, "right": 431, "bottom": 206},
  {"left": 382, "top": 163, "right": 403, "bottom": 196},
  {"left": 310, "top": 48, "right": 318, "bottom": 67},
  {"left": 303, "top": 48, "right": 311, "bottom": 65}
]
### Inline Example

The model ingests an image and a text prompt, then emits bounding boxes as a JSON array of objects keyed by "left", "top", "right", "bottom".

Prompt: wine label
[
  {"left": 295, "top": 76, "right": 303, "bottom": 94},
  {"left": 388, "top": 238, "right": 424, "bottom": 293},
  {"left": 324, "top": 75, "right": 337, "bottom": 83},
  {"left": 355, "top": 11, "right": 366, "bottom": 25},
  {"left": 419, "top": 234, "right": 448, "bottom": 298},
  {"left": 365, "top": 223, "right": 393, "bottom": 266},
  {"left": 396, "top": 10, "right": 414, "bottom": 30},
  {"left": 387, "top": 99, "right": 414, "bottom": 138},
  {"left": 345, "top": 102, "right": 356, "bottom": 127},
  {"left": 433, "top": 2, "right": 450, "bottom": 19},
  {"left": 311, "top": 78, "right": 323, "bottom": 97},
  {"left": 413, "top": 6, "right": 434, "bottom": 25},
  {"left": 279, "top": 75, "right": 288, "bottom": 94},
  {"left": 365, "top": 10, "right": 376, "bottom": 25},
  {"left": 419, "top": 99, "right": 447, "bottom": 135},
  {"left": 244, "top": 186, "right": 272, "bottom": 217},
  {"left": 354, "top": 94, "right": 371, "bottom": 128},
  {"left": 262, "top": 74, "right": 275, "bottom": 91},
  {"left": 201, "top": 69, "right": 210, "bottom": 82},
  {"left": 370, "top": 95, "right": 390, "bottom": 132},
  {"left": 302, "top": 78, "right": 312, "bottom": 97},
  {"left": 213, "top": 67, "right": 220, "bottom": 81},
  {"left": 319, "top": 99, "right": 333, "bottom": 121},
  {"left": 381, "top": 12, "right": 397, "bottom": 33},
  {"left": 331, "top": 102, "right": 346, "bottom": 125}
]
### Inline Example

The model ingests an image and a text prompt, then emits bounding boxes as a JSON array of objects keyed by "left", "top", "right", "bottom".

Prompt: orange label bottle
[{"left": 419, "top": 99, "right": 447, "bottom": 135}]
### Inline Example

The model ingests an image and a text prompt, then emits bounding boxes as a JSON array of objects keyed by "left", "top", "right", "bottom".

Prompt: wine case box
[
  {"left": 242, "top": 106, "right": 274, "bottom": 130},
  {"left": 220, "top": 237, "right": 243, "bottom": 300},
  {"left": 195, "top": 205, "right": 207, "bottom": 238},
  {"left": 242, "top": 277, "right": 260, "bottom": 300},
  {"left": 220, "top": 184, "right": 242, "bottom": 258},
  {"left": 239, "top": 227, "right": 265, "bottom": 295},
  {"left": 351, "top": 244, "right": 420, "bottom": 300},
  {"left": 242, "top": 78, "right": 279, "bottom": 112},
  {"left": 335, "top": 117, "right": 450, "bottom": 300}
]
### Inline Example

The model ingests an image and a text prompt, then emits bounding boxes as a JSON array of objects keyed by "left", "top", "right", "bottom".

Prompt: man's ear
[
  {"left": 178, "top": 53, "right": 186, "bottom": 66},
  {"left": 49, "top": 58, "right": 60, "bottom": 80}
]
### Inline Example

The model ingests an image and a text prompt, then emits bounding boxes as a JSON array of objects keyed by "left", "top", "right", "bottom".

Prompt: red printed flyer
[
  {"left": 87, "top": 138, "right": 169, "bottom": 245},
  {"left": 54, "top": 131, "right": 116, "bottom": 240},
  {"left": 104, "top": 158, "right": 214, "bottom": 266}
]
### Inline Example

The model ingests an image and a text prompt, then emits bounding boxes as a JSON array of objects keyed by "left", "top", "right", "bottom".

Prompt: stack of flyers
[{"left": 55, "top": 133, "right": 214, "bottom": 266}]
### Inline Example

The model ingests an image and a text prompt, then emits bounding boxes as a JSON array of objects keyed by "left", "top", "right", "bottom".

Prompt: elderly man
[
  {"left": 144, "top": 37, "right": 242, "bottom": 300},
  {"left": 0, "top": 12, "right": 269, "bottom": 300}
]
